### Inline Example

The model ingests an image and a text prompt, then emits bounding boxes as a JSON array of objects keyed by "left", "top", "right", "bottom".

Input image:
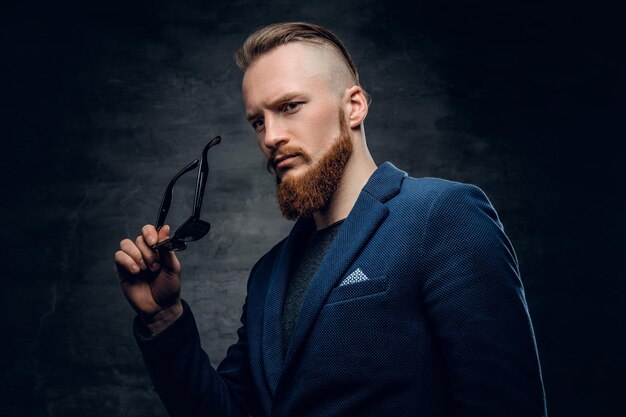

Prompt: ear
[{"left": 345, "top": 85, "right": 368, "bottom": 128}]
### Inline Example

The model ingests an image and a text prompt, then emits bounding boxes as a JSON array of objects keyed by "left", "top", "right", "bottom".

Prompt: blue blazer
[{"left": 135, "top": 162, "right": 547, "bottom": 416}]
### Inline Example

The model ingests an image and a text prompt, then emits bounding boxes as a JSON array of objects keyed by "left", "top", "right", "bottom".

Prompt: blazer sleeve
[
  {"left": 134, "top": 272, "right": 263, "bottom": 416},
  {"left": 419, "top": 183, "right": 547, "bottom": 416}
]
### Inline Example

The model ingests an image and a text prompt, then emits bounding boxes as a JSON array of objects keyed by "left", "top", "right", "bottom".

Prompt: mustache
[{"left": 266, "top": 145, "right": 308, "bottom": 174}]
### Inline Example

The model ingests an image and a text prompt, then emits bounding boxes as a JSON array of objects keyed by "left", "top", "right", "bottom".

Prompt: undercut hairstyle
[{"left": 234, "top": 22, "right": 370, "bottom": 103}]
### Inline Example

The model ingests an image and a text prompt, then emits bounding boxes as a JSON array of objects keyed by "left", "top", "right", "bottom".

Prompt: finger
[
  {"left": 119, "top": 239, "right": 148, "bottom": 271},
  {"left": 158, "top": 224, "right": 171, "bottom": 243},
  {"left": 115, "top": 249, "right": 141, "bottom": 276},
  {"left": 135, "top": 235, "right": 161, "bottom": 272},
  {"left": 142, "top": 224, "right": 159, "bottom": 247}
]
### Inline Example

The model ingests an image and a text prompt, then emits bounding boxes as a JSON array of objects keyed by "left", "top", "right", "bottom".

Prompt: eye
[
  {"left": 251, "top": 118, "right": 264, "bottom": 132},
  {"left": 281, "top": 102, "right": 301, "bottom": 113}
]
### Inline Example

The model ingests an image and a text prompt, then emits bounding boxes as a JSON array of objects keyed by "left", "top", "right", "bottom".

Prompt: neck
[{"left": 311, "top": 142, "right": 377, "bottom": 230}]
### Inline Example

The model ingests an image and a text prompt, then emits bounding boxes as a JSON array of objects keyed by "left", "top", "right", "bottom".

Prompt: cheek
[
  {"left": 298, "top": 103, "right": 339, "bottom": 139},
  {"left": 256, "top": 135, "right": 270, "bottom": 157}
]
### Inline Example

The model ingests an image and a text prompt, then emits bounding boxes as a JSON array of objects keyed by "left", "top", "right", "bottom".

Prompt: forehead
[{"left": 242, "top": 42, "right": 335, "bottom": 110}]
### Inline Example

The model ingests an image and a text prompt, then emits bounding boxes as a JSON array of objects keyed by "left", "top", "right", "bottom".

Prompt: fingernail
[
  {"left": 151, "top": 262, "right": 160, "bottom": 272},
  {"left": 139, "top": 258, "right": 147, "bottom": 270},
  {"left": 149, "top": 236, "right": 156, "bottom": 245},
  {"left": 132, "top": 264, "right": 140, "bottom": 274}
]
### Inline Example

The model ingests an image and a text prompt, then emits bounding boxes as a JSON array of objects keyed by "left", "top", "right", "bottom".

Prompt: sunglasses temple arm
[
  {"left": 192, "top": 136, "right": 221, "bottom": 219},
  {"left": 155, "top": 159, "right": 199, "bottom": 230}
]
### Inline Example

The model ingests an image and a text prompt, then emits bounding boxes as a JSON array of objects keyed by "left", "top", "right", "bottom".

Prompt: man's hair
[{"left": 234, "top": 22, "right": 370, "bottom": 102}]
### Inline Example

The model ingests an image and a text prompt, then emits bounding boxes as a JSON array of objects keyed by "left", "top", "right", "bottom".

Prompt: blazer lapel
[
  {"left": 261, "top": 217, "right": 314, "bottom": 395},
  {"left": 278, "top": 192, "right": 389, "bottom": 387},
  {"left": 268, "top": 162, "right": 407, "bottom": 395}
]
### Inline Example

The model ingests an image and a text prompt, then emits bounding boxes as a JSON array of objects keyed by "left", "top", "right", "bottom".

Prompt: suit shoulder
[
  {"left": 397, "top": 176, "right": 488, "bottom": 206},
  {"left": 391, "top": 176, "right": 499, "bottom": 230}
]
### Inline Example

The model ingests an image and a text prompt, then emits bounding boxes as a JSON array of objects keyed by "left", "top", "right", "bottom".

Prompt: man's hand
[{"left": 115, "top": 224, "right": 183, "bottom": 335}]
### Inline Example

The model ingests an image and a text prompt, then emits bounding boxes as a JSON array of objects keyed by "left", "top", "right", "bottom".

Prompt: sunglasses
[{"left": 151, "top": 136, "right": 221, "bottom": 251}]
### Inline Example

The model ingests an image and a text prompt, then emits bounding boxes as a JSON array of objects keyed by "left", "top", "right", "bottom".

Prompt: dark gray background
[{"left": 1, "top": 0, "right": 623, "bottom": 416}]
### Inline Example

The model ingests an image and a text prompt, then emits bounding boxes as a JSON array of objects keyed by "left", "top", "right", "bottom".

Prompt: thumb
[
  {"left": 158, "top": 224, "right": 171, "bottom": 242},
  {"left": 159, "top": 247, "right": 180, "bottom": 272},
  {"left": 157, "top": 225, "right": 181, "bottom": 272}
]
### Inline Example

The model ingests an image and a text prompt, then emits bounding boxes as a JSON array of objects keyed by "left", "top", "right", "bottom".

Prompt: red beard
[{"left": 275, "top": 109, "right": 353, "bottom": 220}]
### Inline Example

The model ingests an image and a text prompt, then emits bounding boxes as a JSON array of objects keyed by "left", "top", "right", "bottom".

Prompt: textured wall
[{"left": 1, "top": 1, "right": 623, "bottom": 416}]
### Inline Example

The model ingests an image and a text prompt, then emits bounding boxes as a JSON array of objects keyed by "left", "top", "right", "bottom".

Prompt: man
[{"left": 115, "top": 22, "right": 547, "bottom": 416}]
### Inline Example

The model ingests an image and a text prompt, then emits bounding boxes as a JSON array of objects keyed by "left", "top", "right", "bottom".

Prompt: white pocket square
[{"left": 339, "top": 268, "right": 369, "bottom": 286}]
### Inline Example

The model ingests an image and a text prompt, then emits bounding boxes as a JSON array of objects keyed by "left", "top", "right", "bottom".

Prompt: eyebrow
[{"left": 246, "top": 91, "right": 307, "bottom": 122}]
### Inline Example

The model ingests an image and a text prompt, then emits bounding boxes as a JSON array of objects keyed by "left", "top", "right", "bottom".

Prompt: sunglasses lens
[
  {"left": 171, "top": 240, "right": 187, "bottom": 251},
  {"left": 175, "top": 219, "right": 211, "bottom": 242}
]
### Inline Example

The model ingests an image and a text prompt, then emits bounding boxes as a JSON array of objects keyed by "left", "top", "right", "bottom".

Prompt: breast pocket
[{"left": 325, "top": 275, "right": 388, "bottom": 305}]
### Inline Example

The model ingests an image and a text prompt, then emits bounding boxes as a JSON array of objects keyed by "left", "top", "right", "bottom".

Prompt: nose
[{"left": 262, "top": 114, "right": 289, "bottom": 151}]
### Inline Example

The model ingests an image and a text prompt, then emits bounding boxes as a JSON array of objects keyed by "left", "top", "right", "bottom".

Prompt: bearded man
[{"left": 115, "top": 22, "right": 547, "bottom": 417}]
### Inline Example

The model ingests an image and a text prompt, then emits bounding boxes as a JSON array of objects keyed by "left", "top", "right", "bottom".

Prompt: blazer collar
[
  {"left": 261, "top": 161, "right": 407, "bottom": 395},
  {"left": 362, "top": 161, "right": 407, "bottom": 203}
]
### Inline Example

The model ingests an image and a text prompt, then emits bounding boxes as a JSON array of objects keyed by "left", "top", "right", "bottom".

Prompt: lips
[{"left": 273, "top": 153, "right": 300, "bottom": 170}]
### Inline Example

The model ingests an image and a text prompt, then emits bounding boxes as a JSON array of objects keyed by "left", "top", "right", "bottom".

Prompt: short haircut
[{"left": 234, "top": 22, "right": 370, "bottom": 102}]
